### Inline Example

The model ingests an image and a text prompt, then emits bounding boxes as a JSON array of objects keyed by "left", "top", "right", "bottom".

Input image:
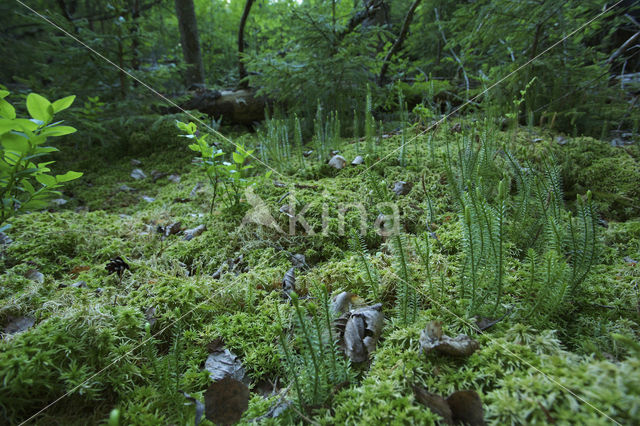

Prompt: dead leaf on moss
[
  {"left": 419, "top": 321, "right": 479, "bottom": 357},
  {"left": 351, "top": 155, "right": 364, "bottom": 166},
  {"left": 412, "top": 385, "right": 453, "bottom": 424},
  {"left": 446, "top": 390, "right": 485, "bottom": 425},
  {"left": 131, "top": 168, "right": 147, "bottom": 180},
  {"left": 282, "top": 267, "right": 296, "bottom": 300},
  {"left": 328, "top": 155, "right": 346, "bottom": 170},
  {"left": 337, "top": 303, "right": 384, "bottom": 363},
  {"left": 183, "top": 224, "right": 206, "bottom": 241},
  {"left": 181, "top": 390, "right": 205, "bottom": 426},
  {"left": 205, "top": 377, "right": 249, "bottom": 425},
  {"left": 212, "top": 255, "right": 247, "bottom": 279},
  {"left": 393, "top": 181, "right": 413, "bottom": 196},
  {"left": 3, "top": 315, "right": 35, "bottom": 335},
  {"left": 157, "top": 222, "right": 182, "bottom": 239},
  {"left": 144, "top": 307, "right": 157, "bottom": 327},
  {"left": 25, "top": 269, "right": 44, "bottom": 283},
  {"left": 204, "top": 342, "right": 248, "bottom": 384},
  {"left": 413, "top": 385, "right": 485, "bottom": 426},
  {"left": 69, "top": 265, "right": 91, "bottom": 278}
]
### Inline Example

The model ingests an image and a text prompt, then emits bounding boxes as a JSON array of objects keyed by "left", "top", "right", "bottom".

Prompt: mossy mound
[{"left": 1, "top": 118, "right": 639, "bottom": 424}]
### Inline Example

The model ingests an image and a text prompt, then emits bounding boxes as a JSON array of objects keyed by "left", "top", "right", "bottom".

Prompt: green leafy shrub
[
  {"left": 176, "top": 120, "right": 271, "bottom": 212},
  {"left": 0, "top": 91, "right": 83, "bottom": 229}
]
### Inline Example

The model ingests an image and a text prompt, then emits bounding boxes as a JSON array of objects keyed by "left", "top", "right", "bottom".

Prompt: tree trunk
[
  {"left": 174, "top": 0, "right": 205, "bottom": 86},
  {"left": 238, "top": 0, "right": 255, "bottom": 89}
]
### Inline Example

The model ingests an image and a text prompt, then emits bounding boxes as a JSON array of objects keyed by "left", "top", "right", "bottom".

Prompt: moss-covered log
[{"left": 178, "top": 88, "right": 266, "bottom": 125}]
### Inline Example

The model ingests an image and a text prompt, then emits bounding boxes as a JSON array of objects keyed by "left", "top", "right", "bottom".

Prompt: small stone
[
  {"left": 71, "top": 281, "right": 87, "bottom": 288},
  {"left": 328, "top": 155, "right": 347, "bottom": 170},
  {"left": 130, "top": 159, "right": 142, "bottom": 166},
  {"left": 555, "top": 136, "right": 568, "bottom": 145},
  {"left": 51, "top": 198, "right": 68, "bottom": 206},
  {"left": 351, "top": 156, "right": 364, "bottom": 166},
  {"left": 141, "top": 195, "right": 155, "bottom": 203},
  {"left": 131, "top": 168, "right": 147, "bottom": 180},
  {"left": 167, "top": 174, "right": 181, "bottom": 183},
  {"left": 119, "top": 184, "right": 136, "bottom": 192}
]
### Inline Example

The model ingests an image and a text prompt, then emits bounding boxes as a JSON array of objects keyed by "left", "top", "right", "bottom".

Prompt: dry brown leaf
[
  {"left": 420, "top": 321, "right": 479, "bottom": 357},
  {"left": 339, "top": 303, "right": 384, "bottom": 363},
  {"left": 412, "top": 385, "right": 454, "bottom": 425},
  {"left": 204, "top": 377, "right": 249, "bottom": 425},
  {"left": 446, "top": 390, "right": 485, "bottom": 426},
  {"left": 69, "top": 265, "right": 91, "bottom": 278}
]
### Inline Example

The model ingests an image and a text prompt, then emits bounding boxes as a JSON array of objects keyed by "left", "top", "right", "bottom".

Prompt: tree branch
[{"left": 377, "top": 0, "right": 422, "bottom": 85}]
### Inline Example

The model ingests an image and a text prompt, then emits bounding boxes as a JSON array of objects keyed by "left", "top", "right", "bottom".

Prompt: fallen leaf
[
  {"left": 205, "top": 377, "right": 249, "bottom": 425},
  {"left": 204, "top": 345, "right": 248, "bottom": 383},
  {"left": 331, "top": 291, "right": 358, "bottom": 314},
  {"left": 69, "top": 265, "right": 91, "bottom": 278},
  {"left": 290, "top": 253, "right": 307, "bottom": 269},
  {"left": 3, "top": 315, "right": 35, "bottom": 335},
  {"left": 131, "top": 168, "right": 147, "bottom": 180},
  {"left": 157, "top": 222, "right": 182, "bottom": 238},
  {"left": 338, "top": 303, "right": 384, "bottom": 362},
  {"left": 413, "top": 385, "right": 485, "bottom": 426},
  {"left": 105, "top": 257, "right": 130, "bottom": 279},
  {"left": 351, "top": 155, "right": 364, "bottom": 166},
  {"left": 419, "top": 321, "right": 479, "bottom": 357},
  {"left": 25, "top": 269, "right": 44, "bottom": 283},
  {"left": 151, "top": 170, "right": 167, "bottom": 182},
  {"left": 412, "top": 385, "right": 453, "bottom": 425},
  {"left": 184, "top": 225, "right": 206, "bottom": 241},
  {"left": 180, "top": 390, "right": 205, "bottom": 426},
  {"left": 393, "top": 181, "right": 413, "bottom": 196},
  {"left": 145, "top": 307, "right": 157, "bottom": 327},
  {"left": 328, "top": 155, "right": 347, "bottom": 170},
  {"left": 282, "top": 267, "right": 296, "bottom": 300},
  {"left": 446, "top": 390, "right": 485, "bottom": 426}
]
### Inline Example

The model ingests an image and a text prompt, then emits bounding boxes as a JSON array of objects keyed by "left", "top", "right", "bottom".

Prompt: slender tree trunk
[
  {"left": 130, "top": 0, "right": 141, "bottom": 72},
  {"left": 237, "top": 0, "right": 255, "bottom": 89},
  {"left": 174, "top": 0, "right": 205, "bottom": 86},
  {"left": 378, "top": 0, "right": 422, "bottom": 85}
]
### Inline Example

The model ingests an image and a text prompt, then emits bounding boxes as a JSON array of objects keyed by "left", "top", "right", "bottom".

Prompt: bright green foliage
[
  {"left": 392, "top": 233, "right": 419, "bottom": 325},
  {"left": 177, "top": 120, "right": 270, "bottom": 211},
  {"left": 0, "top": 91, "right": 82, "bottom": 229},
  {"left": 276, "top": 287, "right": 353, "bottom": 409},
  {"left": 350, "top": 230, "right": 380, "bottom": 300},
  {"left": 445, "top": 121, "right": 597, "bottom": 320}
]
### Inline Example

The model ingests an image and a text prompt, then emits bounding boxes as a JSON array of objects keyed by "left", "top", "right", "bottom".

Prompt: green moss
[{"left": 1, "top": 116, "right": 639, "bottom": 424}]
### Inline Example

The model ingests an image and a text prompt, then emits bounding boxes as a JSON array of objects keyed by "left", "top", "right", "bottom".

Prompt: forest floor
[{"left": 1, "top": 116, "right": 640, "bottom": 425}]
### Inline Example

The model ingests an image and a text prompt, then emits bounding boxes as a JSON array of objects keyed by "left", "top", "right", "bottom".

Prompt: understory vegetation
[
  {"left": 1, "top": 111, "right": 639, "bottom": 424},
  {"left": 1, "top": 0, "right": 640, "bottom": 424}
]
